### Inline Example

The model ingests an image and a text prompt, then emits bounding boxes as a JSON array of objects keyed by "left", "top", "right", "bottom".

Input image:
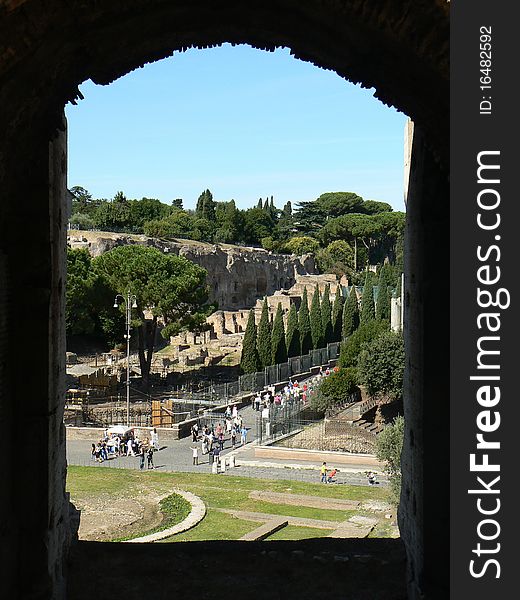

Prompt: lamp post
[{"left": 114, "top": 290, "right": 137, "bottom": 427}]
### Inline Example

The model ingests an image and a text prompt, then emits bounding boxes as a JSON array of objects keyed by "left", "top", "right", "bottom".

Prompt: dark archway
[{"left": 0, "top": 2, "right": 449, "bottom": 599}]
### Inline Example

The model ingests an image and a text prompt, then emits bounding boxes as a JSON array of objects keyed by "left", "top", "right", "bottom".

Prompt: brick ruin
[{"left": 170, "top": 273, "right": 342, "bottom": 367}]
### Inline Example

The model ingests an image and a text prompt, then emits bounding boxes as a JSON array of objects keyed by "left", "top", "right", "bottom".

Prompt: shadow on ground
[{"left": 67, "top": 538, "right": 406, "bottom": 599}]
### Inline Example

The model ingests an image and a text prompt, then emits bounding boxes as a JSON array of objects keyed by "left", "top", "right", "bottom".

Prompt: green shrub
[
  {"left": 357, "top": 331, "right": 404, "bottom": 399},
  {"left": 338, "top": 319, "right": 389, "bottom": 368},
  {"left": 310, "top": 368, "right": 359, "bottom": 412},
  {"left": 376, "top": 415, "right": 404, "bottom": 506}
]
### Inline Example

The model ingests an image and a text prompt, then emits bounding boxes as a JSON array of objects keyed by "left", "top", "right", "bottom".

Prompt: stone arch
[{"left": 0, "top": 3, "right": 449, "bottom": 600}]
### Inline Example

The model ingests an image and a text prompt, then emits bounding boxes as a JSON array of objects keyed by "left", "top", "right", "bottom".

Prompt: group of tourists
[
  {"left": 252, "top": 367, "right": 336, "bottom": 415},
  {"left": 189, "top": 416, "right": 249, "bottom": 466},
  {"left": 91, "top": 427, "right": 160, "bottom": 470}
]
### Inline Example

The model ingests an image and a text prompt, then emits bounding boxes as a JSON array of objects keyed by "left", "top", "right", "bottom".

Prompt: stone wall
[{"left": 68, "top": 230, "right": 317, "bottom": 310}]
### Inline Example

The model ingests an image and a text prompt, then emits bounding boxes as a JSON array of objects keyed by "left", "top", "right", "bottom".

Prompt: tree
[
  {"left": 316, "top": 239, "right": 354, "bottom": 277},
  {"left": 294, "top": 191, "right": 365, "bottom": 230},
  {"left": 338, "top": 319, "right": 389, "bottom": 369},
  {"left": 171, "top": 198, "right": 183, "bottom": 210},
  {"left": 243, "top": 207, "right": 275, "bottom": 244},
  {"left": 240, "top": 309, "right": 260, "bottom": 374},
  {"left": 310, "top": 368, "right": 359, "bottom": 413},
  {"left": 283, "top": 236, "right": 320, "bottom": 255},
  {"left": 195, "top": 189, "right": 216, "bottom": 222},
  {"left": 310, "top": 284, "right": 324, "bottom": 349},
  {"left": 214, "top": 200, "right": 243, "bottom": 243},
  {"left": 376, "top": 276, "right": 391, "bottom": 321},
  {"left": 271, "top": 303, "right": 288, "bottom": 365},
  {"left": 144, "top": 210, "right": 196, "bottom": 238},
  {"left": 331, "top": 285, "right": 345, "bottom": 342},
  {"left": 66, "top": 247, "right": 125, "bottom": 346},
  {"left": 257, "top": 298, "right": 272, "bottom": 368},
  {"left": 360, "top": 277, "right": 376, "bottom": 325},
  {"left": 286, "top": 303, "right": 300, "bottom": 357},
  {"left": 361, "top": 200, "right": 393, "bottom": 215},
  {"left": 298, "top": 287, "right": 312, "bottom": 355},
  {"left": 357, "top": 331, "right": 405, "bottom": 399},
  {"left": 342, "top": 286, "right": 360, "bottom": 339},
  {"left": 321, "top": 283, "right": 333, "bottom": 344},
  {"left": 93, "top": 245, "right": 212, "bottom": 389},
  {"left": 376, "top": 415, "right": 404, "bottom": 505}
]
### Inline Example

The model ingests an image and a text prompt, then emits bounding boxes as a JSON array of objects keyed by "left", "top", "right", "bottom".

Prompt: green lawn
[{"left": 67, "top": 466, "right": 393, "bottom": 542}]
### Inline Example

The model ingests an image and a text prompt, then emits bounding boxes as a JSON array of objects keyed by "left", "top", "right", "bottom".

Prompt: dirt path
[{"left": 75, "top": 489, "right": 166, "bottom": 541}]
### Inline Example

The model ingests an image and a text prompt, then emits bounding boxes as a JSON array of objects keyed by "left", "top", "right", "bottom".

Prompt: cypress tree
[
  {"left": 298, "top": 287, "right": 313, "bottom": 355},
  {"left": 240, "top": 309, "right": 260, "bottom": 374},
  {"left": 257, "top": 198, "right": 263, "bottom": 209},
  {"left": 331, "top": 285, "right": 345, "bottom": 342},
  {"left": 342, "top": 286, "right": 360, "bottom": 339},
  {"left": 271, "top": 303, "right": 288, "bottom": 365},
  {"left": 321, "top": 283, "right": 333, "bottom": 345},
  {"left": 286, "top": 303, "right": 300, "bottom": 357},
  {"left": 376, "top": 276, "right": 391, "bottom": 321},
  {"left": 360, "top": 277, "right": 376, "bottom": 325},
  {"left": 257, "top": 298, "right": 272, "bottom": 368},
  {"left": 195, "top": 189, "right": 215, "bottom": 221},
  {"left": 310, "top": 284, "right": 324, "bottom": 349}
]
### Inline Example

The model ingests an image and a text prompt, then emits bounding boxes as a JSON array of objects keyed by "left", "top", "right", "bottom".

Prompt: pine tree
[
  {"left": 257, "top": 198, "right": 263, "bottom": 210},
  {"left": 321, "top": 283, "right": 333, "bottom": 345},
  {"left": 331, "top": 285, "right": 345, "bottom": 342},
  {"left": 360, "top": 277, "right": 376, "bottom": 325},
  {"left": 342, "top": 286, "right": 360, "bottom": 339},
  {"left": 263, "top": 198, "right": 270, "bottom": 211},
  {"left": 271, "top": 303, "right": 288, "bottom": 365},
  {"left": 376, "top": 276, "right": 391, "bottom": 321},
  {"left": 257, "top": 298, "right": 272, "bottom": 368},
  {"left": 286, "top": 303, "right": 300, "bottom": 357},
  {"left": 299, "top": 287, "right": 313, "bottom": 355},
  {"left": 240, "top": 309, "right": 260, "bottom": 374},
  {"left": 310, "top": 284, "right": 324, "bottom": 349}
]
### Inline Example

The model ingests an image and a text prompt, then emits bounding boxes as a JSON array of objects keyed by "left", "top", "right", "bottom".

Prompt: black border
[{"left": 451, "top": 2, "right": 518, "bottom": 596}]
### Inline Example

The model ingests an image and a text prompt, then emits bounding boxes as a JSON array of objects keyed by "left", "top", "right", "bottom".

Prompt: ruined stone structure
[
  {"left": 0, "top": 2, "right": 448, "bottom": 599},
  {"left": 168, "top": 273, "right": 341, "bottom": 367},
  {"left": 68, "top": 230, "right": 316, "bottom": 310}
]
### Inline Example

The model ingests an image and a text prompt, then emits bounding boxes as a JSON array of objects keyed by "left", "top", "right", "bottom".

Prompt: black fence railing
[{"left": 268, "top": 416, "right": 377, "bottom": 454}]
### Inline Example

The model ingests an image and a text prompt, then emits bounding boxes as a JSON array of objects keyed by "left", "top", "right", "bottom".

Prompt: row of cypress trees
[
  {"left": 240, "top": 270, "right": 395, "bottom": 374},
  {"left": 241, "top": 283, "right": 341, "bottom": 374}
]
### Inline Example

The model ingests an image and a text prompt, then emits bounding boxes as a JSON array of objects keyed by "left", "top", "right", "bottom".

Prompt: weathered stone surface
[{"left": 67, "top": 230, "right": 317, "bottom": 310}]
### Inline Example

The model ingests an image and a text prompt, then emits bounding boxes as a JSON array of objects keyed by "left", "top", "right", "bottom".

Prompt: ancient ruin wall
[{"left": 68, "top": 230, "right": 317, "bottom": 310}]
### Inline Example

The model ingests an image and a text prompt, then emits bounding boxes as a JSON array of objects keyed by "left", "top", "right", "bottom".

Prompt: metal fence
[
  {"left": 263, "top": 416, "right": 377, "bottom": 454},
  {"left": 68, "top": 341, "right": 341, "bottom": 429}
]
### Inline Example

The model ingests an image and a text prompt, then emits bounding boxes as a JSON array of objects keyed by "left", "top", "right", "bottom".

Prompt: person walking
[
  {"left": 320, "top": 462, "right": 328, "bottom": 483},
  {"left": 151, "top": 428, "right": 159, "bottom": 450},
  {"left": 190, "top": 446, "right": 199, "bottom": 466},
  {"left": 147, "top": 446, "right": 154, "bottom": 469},
  {"left": 139, "top": 445, "right": 145, "bottom": 470},
  {"left": 231, "top": 427, "right": 237, "bottom": 449},
  {"left": 240, "top": 426, "right": 248, "bottom": 446}
]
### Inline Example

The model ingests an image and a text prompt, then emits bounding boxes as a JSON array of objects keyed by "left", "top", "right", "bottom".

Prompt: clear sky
[{"left": 66, "top": 44, "right": 407, "bottom": 212}]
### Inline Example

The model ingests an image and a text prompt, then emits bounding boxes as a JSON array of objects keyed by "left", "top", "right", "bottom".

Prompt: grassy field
[{"left": 67, "top": 466, "right": 395, "bottom": 542}]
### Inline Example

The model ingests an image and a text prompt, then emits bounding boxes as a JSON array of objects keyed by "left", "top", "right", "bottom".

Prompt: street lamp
[{"left": 114, "top": 290, "right": 137, "bottom": 427}]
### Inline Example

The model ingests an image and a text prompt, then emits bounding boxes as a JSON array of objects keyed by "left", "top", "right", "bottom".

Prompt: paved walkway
[{"left": 67, "top": 401, "right": 388, "bottom": 487}]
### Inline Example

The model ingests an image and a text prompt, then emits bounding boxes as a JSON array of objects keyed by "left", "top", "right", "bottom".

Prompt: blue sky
[{"left": 66, "top": 44, "right": 407, "bottom": 212}]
